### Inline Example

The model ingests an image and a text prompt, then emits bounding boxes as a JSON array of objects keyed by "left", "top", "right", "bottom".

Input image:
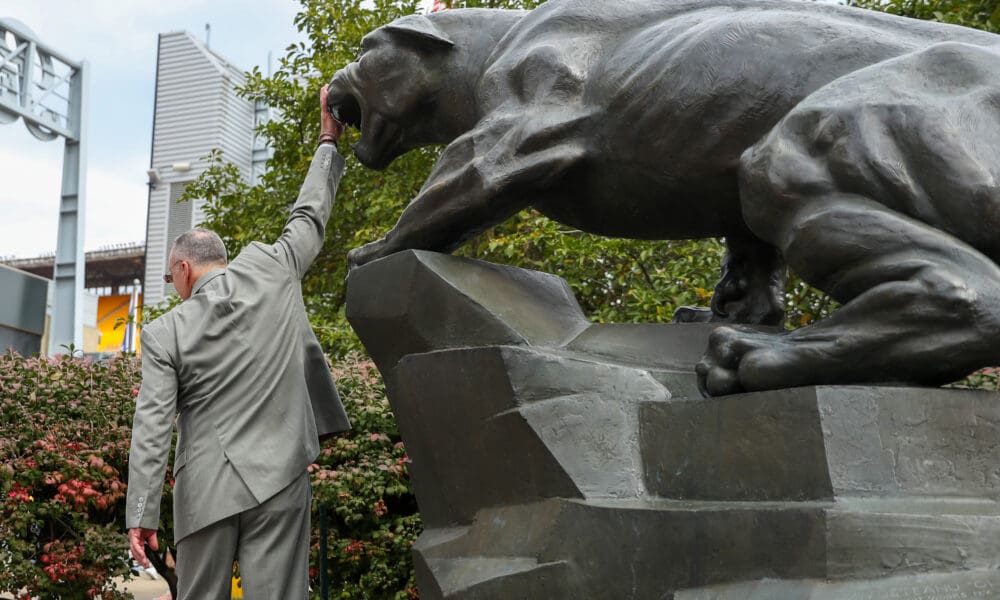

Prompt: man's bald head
[{"left": 171, "top": 228, "right": 228, "bottom": 268}]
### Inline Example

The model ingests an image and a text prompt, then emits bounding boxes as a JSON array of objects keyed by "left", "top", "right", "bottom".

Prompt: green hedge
[
  {"left": 0, "top": 351, "right": 419, "bottom": 599},
  {"left": 0, "top": 353, "right": 136, "bottom": 599},
  {"left": 312, "top": 355, "right": 420, "bottom": 598}
]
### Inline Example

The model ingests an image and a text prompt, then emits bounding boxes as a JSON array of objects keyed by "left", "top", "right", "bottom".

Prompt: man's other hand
[{"left": 129, "top": 527, "right": 159, "bottom": 569}]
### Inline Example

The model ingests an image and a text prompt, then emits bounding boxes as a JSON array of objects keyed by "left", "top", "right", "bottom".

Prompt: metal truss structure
[{"left": 1, "top": 18, "right": 88, "bottom": 354}]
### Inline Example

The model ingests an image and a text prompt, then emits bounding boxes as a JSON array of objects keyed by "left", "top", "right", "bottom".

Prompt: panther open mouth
[
  {"left": 327, "top": 70, "right": 401, "bottom": 170},
  {"left": 328, "top": 92, "right": 362, "bottom": 131}
]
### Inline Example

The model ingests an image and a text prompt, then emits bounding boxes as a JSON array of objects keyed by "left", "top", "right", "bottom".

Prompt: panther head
[{"left": 327, "top": 14, "right": 456, "bottom": 170}]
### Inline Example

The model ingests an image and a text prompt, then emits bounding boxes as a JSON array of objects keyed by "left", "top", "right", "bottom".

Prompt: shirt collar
[{"left": 191, "top": 268, "right": 227, "bottom": 296}]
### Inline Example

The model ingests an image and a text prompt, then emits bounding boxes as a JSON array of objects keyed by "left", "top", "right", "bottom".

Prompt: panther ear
[{"left": 383, "top": 15, "right": 455, "bottom": 48}]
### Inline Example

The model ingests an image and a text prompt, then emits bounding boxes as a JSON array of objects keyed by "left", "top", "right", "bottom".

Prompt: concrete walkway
[
  {"left": 116, "top": 574, "right": 245, "bottom": 599},
  {"left": 2, "top": 573, "right": 248, "bottom": 599},
  {"left": 115, "top": 575, "right": 171, "bottom": 600},
  {"left": 1, "top": 577, "right": 170, "bottom": 600}
]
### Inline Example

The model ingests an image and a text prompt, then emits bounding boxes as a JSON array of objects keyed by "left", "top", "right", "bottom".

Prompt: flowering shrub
[
  {"left": 0, "top": 350, "right": 419, "bottom": 599},
  {"left": 310, "top": 353, "right": 421, "bottom": 599},
  {"left": 0, "top": 352, "right": 139, "bottom": 599},
  {"left": 951, "top": 366, "right": 1000, "bottom": 392}
]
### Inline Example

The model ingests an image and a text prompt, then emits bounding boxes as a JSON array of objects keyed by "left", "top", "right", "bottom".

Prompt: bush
[
  {"left": 310, "top": 353, "right": 421, "bottom": 599},
  {"left": 0, "top": 352, "right": 139, "bottom": 599},
  {"left": 0, "top": 350, "right": 418, "bottom": 599}
]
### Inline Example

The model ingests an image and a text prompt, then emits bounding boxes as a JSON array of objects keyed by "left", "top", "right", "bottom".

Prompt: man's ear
[{"left": 382, "top": 15, "right": 454, "bottom": 48}]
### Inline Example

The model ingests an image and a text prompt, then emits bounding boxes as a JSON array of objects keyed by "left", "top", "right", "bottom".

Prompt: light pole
[{"left": 1, "top": 17, "right": 88, "bottom": 354}]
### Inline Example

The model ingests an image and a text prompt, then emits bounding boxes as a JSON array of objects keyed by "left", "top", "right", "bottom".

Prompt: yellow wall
[{"left": 94, "top": 294, "right": 143, "bottom": 353}]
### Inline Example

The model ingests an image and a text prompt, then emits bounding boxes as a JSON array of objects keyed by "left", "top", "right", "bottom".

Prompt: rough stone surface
[
  {"left": 346, "top": 251, "right": 1000, "bottom": 599},
  {"left": 345, "top": 250, "right": 589, "bottom": 369},
  {"left": 642, "top": 386, "right": 1000, "bottom": 502},
  {"left": 675, "top": 570, "right": 1000, "bottom": 600}
]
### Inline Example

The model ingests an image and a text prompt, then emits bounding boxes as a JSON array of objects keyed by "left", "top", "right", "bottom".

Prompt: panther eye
[{"left": 359, "top": 35, "right": 376, "bottom": 55}]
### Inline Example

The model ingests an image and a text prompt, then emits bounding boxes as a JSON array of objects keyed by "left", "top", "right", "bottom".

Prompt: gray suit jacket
[{"left": 126, "top": 146, "right": 350, "bottom": 541}]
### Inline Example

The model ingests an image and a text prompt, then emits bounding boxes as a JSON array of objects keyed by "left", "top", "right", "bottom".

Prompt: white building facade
[{"left": 143, "top": 31, "right": 262, "bottom": 305}]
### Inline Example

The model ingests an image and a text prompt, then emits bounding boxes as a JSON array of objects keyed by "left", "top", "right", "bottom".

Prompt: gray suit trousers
[{"left": 176, "top": 471, "right": 312, "bottom": 599}]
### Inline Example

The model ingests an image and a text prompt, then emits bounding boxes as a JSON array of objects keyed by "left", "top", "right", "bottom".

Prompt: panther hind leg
[{"left": 698, "top": 49, "right": 1000, "bottom": 395}]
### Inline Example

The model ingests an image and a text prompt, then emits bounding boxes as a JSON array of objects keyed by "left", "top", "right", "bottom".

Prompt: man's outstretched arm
[{"left": 274, "top": 86, "right": 347, "bottom": 279}]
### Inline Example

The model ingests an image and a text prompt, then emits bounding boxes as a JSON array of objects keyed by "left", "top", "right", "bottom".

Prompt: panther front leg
[
  {"left": 673, "top": 232, "right": 786, "bottom": 326},
  {"left": 348, "top": 111, "right": 590, "bottom": 268}
]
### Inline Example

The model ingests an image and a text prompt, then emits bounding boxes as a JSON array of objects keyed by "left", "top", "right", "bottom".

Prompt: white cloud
[
  {"left": 0, "top": 135, "right": 62, "bottom": 257},
  {"left": 0, "top": 1, "right": 304, "bottom": 258},
  {"left": 85, "top": 160, "right": 149, "bottom": 251},
  {"left": 0, "top": 0, "right": 302, "bottom": 70},
  {"left": 0, "top": 127, "right": 147, "bottom": 257}
]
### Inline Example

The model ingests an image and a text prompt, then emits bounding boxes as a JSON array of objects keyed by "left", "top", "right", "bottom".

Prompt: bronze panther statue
[{"left": 328, "top": 0, "right": 1000, "bottom": 395}]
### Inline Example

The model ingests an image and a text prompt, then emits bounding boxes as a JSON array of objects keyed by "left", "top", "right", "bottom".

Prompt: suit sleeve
[
  {"left": 125, "top": 327, "right": 178, "bottom": 531},
  {"left": 272, "top": 145, "right": 346, "bottom": 279}
]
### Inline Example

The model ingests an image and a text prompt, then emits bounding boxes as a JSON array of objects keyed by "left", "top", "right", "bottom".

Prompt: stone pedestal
[{"left": 346, "top": 250, "right": 1000, "bottom": 600}]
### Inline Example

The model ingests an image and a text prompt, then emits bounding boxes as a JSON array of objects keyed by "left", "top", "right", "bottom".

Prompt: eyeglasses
[{"left": 163, "top": 260, "right": 183, "bottom": 284}]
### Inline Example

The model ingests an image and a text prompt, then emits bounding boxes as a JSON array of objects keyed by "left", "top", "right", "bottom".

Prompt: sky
[{"left": 0, "top": 0, "right": 306, "bottom": 259}]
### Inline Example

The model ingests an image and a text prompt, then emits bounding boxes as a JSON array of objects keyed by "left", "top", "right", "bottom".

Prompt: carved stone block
[{"left": 346, "top": 251, "right": 1000, "bottom": 599}]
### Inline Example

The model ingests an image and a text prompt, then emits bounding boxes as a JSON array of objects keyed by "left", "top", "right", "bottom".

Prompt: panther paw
[
  {"left": 347, "top": 239, "right": 388, "bottom": 269},
  {"left": 696, "top": 325, "right": 784, "bottom": 396}
]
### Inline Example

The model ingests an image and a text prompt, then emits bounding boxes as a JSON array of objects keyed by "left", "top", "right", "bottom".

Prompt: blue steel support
[
  {"left": 50, "top": 61, "right": 88, "bottom": 354},
  {"left": 0, "top": 19, "right": 88, "bottom": 355}
]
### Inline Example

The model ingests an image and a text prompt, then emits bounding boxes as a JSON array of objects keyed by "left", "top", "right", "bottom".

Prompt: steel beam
[
  {"left": 49, "top": 61, "right": 88, "bottom": 353},
  {"left": 1, "top": 18, "right": 89, "bottom": 355}
]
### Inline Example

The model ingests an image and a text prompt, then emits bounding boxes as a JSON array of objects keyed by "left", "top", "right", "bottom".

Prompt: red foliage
[{"left": 0, "top": 352, "right": 138, "bottom": 599}]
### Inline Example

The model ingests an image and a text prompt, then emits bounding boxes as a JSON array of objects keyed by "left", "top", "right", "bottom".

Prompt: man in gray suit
[{"left": 126, "top": 87, "right": 350, "bottom": 599}]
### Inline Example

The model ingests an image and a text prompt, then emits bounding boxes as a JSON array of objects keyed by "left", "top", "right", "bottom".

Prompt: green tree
[
  {"left": 184, "top": 0, "right": 430, "bottom": 355},
  {"left": 183, "top": 0, "right": 1000, "bottom": 356},
  {"left": 0, "top": 353, "right": 139, "bottom": 600},
  {"left": 183, "top": 0, "right": 731, "bottom": 358},
  {"left": 849, "top": 0, "right": 1000, "bottom": 31},
  {"left": 179, "top": 0, "right": 1000, "bottom": 357}
]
